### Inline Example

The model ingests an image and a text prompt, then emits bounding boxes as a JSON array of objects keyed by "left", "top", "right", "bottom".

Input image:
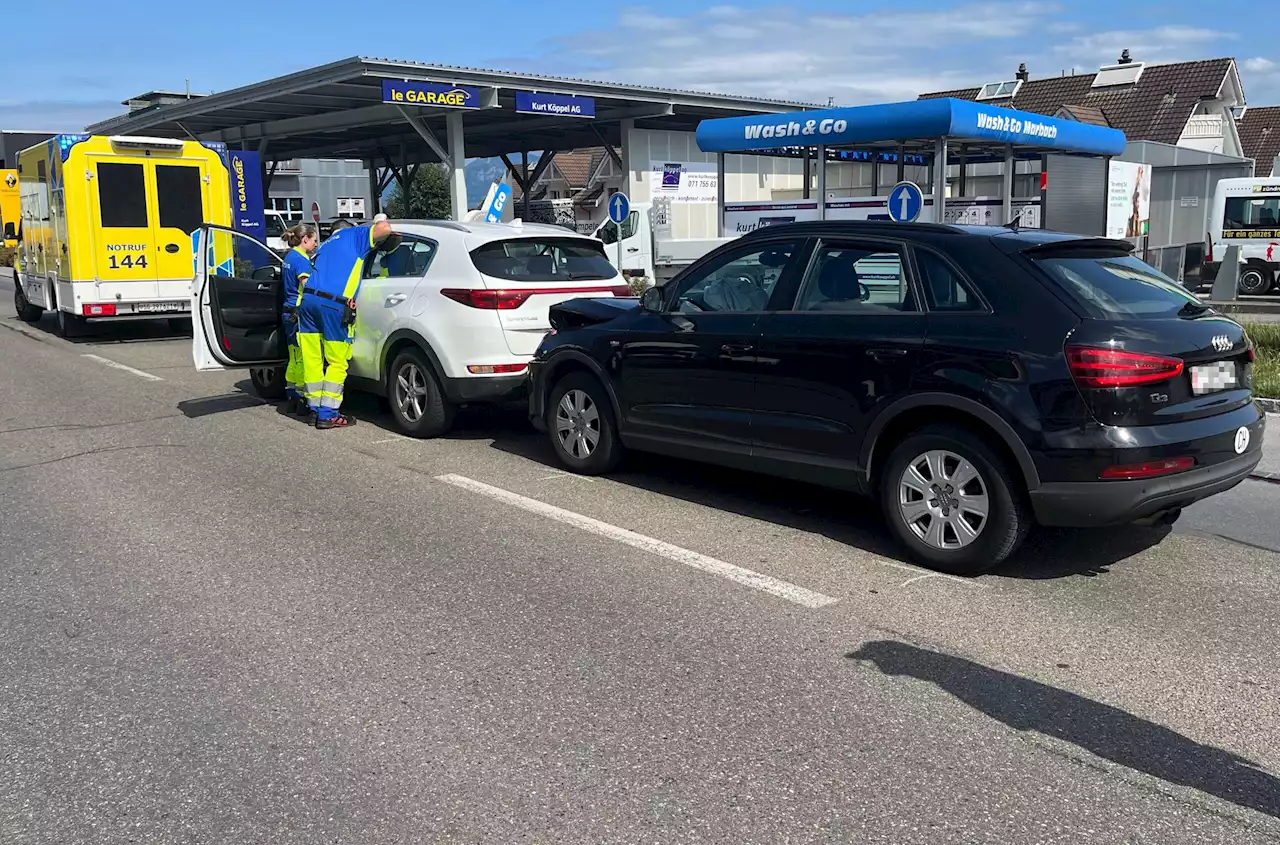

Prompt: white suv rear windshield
[{"left": 470, "top": 238, "right": 618, "bottom": 282}]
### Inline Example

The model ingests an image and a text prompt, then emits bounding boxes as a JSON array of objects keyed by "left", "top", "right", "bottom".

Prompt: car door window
[
  {"left": 670, "top": 241, "right": 800, "bottom": 313},
  {"left": 364, "top": 237, "right": 438, "bottom": 278},
  {"left": 794, "top": 243, "right": 915, "bottom": 313},
  {"left": 916, "top": 249, "right": 984, "bottom": 312}
]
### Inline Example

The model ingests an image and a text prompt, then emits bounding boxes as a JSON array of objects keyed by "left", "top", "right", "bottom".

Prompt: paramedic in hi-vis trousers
[
  {"left": 297, "top": 218, "right": 396, "bottom": 429},
  {"left": 281, "top": 223, "right": 318, "bottom": 416}
]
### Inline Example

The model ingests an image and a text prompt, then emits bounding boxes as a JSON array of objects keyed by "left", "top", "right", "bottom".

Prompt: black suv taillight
[{"left": 1065, "top": 346, "right": 1184, "bottom": 389}]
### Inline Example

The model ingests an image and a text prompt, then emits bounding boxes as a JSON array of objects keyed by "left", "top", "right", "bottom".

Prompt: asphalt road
[{"left": 2, "top": 271, "right": 1279, "bottom": 844}]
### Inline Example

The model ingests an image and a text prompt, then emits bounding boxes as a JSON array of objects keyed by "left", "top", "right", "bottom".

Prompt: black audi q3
[{"left": 527, "top": 221, "right": 1266, "bottom": 574}]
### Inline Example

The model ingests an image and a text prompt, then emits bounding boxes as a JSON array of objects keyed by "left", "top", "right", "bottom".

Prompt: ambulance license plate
[
  {"left": 1190, "top": 361, "right": 1238, "bottom": 395},
  {"left": 135, "top": 301, "right": 185, "bottom": 313}
]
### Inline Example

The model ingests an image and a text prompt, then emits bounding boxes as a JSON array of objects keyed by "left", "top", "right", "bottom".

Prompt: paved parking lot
[{"left": 2, "top": 269, "right": 1279, "bottom": 843}]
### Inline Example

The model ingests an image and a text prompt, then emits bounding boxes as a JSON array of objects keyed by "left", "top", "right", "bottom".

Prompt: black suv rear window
[
  {"left": 470, "top": 238, "right": 617, "bottom": 282},
  {"left": 1029, "top": 251, "right": 1201, "bottom": 319}
]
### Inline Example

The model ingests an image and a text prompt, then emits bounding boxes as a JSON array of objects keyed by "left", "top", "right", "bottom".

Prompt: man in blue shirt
[{"left": 296, "top": 218, "right": 395, "bottom": 428}]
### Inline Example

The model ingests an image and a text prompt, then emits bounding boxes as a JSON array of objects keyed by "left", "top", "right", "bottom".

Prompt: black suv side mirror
[
  {"left": 639, "top": 285, "right": 664, "bottom": 313},
  {"left": 2, "top": 222, "right": 14, "bottom": 240}
]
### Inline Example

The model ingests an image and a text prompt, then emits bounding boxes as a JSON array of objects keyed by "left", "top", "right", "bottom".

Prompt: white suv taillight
[{"left": 441, "top": 285, "right": 631, "bottom": 309}]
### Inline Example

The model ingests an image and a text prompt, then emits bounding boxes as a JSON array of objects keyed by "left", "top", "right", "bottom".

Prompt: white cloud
[
  {"left": 505, "top": 3, "right": 1256, "bottom": 107},
  {"left": 1244, "top": 57, "right": 1276, "bottom": 74}
]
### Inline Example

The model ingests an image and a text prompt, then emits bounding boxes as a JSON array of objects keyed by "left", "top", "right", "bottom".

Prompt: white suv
[{"left": 189, "top": 220, "right": 632, "bottom": 436}]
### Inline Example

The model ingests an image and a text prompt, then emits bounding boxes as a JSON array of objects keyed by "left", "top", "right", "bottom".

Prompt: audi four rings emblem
[{"left": 1212, "top": 335, "right": 1232, "bottom": 352}]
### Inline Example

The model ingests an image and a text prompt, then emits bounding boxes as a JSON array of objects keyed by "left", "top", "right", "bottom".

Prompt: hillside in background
[{"left": 379, "top": 153, "right": 543, "bottom": 210}]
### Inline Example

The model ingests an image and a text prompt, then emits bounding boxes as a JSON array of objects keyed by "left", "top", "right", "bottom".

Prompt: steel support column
[
  {"left": 816, "top": 145, "right": 827, "bottom": 220},
  {"left": 933, "top": 138, "right": 948, "bottom": 224},
  {"left": 1001, "top": 144, "right": 1015, "bottom": 224},
  {"left": 368, "top": 159, "right": 381, "bottom": 215},
  {"left": 446, "top": 111, "right": 467, "bottom": 221},
  {"left": 716, "top": 152, "right": 726, "bottom": 237}
]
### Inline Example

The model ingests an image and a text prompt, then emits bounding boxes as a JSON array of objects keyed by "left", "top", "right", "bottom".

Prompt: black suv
[{"left": 527, "top": 222, "right": 1265, "bottom": 574}]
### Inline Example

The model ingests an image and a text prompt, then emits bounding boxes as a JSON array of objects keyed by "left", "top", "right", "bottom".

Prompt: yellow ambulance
[
  {"left": 13, "top": 135, "right": 231, "bottom": 336},
  {"left": 0, "top": 169, "right": 19, "bottom": 248}
]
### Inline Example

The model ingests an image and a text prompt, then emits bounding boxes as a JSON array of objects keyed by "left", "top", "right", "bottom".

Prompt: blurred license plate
[
  {"left": 1190, "top": 362, "right": 1237, "bottom": 395},
  {"left": 135, "top": 301, "right": 184, "bottom": 313}
]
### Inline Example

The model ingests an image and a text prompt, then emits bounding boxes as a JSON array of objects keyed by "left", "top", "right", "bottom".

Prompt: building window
[{"left": 269, "top": 196, "right": 304, "bottom": 221}]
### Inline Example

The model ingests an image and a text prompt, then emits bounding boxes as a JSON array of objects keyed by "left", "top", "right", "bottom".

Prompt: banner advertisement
[
  {"left": 1106, "top": 161, "right": 1151, "bottom": 239},
  {"left": 649, "top": 161, "right": 719, "bottom": 203},
  {"left": 228, "top": 151, "right": 266, "bottom": 239}
]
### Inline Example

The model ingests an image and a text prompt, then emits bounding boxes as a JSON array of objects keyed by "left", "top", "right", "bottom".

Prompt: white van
[
  {"left": 1206, "top": 177, "right": 1280, "bottom": 295},
  {"left": 264, "top": 209, "right": 287, "bottom": 255}
]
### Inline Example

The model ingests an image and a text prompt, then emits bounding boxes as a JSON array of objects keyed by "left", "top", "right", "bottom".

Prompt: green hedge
[{"left": 1245, "top": 322, "right": 1280, "bottom": 400}]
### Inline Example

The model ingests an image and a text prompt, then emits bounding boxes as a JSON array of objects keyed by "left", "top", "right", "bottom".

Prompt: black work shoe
[{"left": 315, "top": 414, "right": 356, "bottom": 430}]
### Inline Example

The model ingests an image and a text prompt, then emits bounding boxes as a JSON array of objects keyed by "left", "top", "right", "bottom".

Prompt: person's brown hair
[{"left": 284, "top": 223, "right": 317, "bottom": 247}]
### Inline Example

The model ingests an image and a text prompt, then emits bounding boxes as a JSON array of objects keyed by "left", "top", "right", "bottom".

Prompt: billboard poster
[
  {"left": 649, "top": 160, "right": 718, "bottom": 203},
  {"left": 1106, "top": 161, "right": 1151, "bottom": 240}
]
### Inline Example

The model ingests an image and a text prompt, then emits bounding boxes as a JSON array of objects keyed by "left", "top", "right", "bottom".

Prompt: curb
[{"left": 1249, "top": 408, "right": 1278, "bottom": 483}]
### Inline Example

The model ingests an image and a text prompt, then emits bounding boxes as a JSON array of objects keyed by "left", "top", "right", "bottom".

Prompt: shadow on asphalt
[
  {"left": 231, "top": 384, "right": 1168, "bottom": 579},
  {"left": 177, "top": 389, "right": 270, "bottom": 419},
  {"left": 848, "top": 640, "right": 1280, "bottom": 821},
  {"left": 16, "top": 311, "right": 192, "bottom": 345}
]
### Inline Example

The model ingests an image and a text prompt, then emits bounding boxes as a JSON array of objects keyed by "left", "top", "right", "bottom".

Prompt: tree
[{"left": 385, "top": 163, "right": 452, "bottom": 219}]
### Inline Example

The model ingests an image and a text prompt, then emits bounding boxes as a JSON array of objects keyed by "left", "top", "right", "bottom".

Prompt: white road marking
[
  {"left": 899, "top": 573, "right": 946, "bottom": 588},
  {"left": 371, "top": 437, "right": 407, "bottom": 444},
  {"left": 81, "top": 354, "right": 164, "bottom": 382},
  {"left": 538, "top": 471, "right": 596, "bottom": 482},
  {"left": 880, "top": 558, "right": 983, "bottom": 588},
  {"left": 435, "top": 473, "right": 839, "bottom": 609}
]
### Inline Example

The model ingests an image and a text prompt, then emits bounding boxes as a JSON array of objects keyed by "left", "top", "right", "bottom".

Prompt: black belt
[{"left": 306, "top": 289, "right": 349, "bottom": 305}]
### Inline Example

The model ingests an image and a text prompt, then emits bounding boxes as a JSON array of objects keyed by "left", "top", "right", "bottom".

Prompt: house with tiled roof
[
  {"left": 509, "top": 146, "right": 624, "bottom": 232},
  {"left": 921, "top": 51, "right": 1248, "bottom": 157},
  {"left": 1236, "top": 107, "right": 1280, "bottom": 177}
]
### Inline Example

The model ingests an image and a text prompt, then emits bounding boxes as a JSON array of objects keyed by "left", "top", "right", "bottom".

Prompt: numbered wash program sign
[{"left": 887, "top": 181, "right": 924, "bottom": 224}]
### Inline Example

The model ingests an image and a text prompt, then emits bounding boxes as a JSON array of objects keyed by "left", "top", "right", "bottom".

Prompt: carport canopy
[
  {"left": 85, "top": 56, "right": 817, "bottom": 220},
  {"left": 694, "top": 97, "right": 1129, "bottom": 226}
]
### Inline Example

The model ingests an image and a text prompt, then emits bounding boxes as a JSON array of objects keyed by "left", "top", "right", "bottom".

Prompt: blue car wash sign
[
  {"left": 382, "top": 80, "right": 482, "bottom": 109},
  {"left": 694, "top": 98, "right": 1127, "bottom": 158},
  {"left": 229, "top": 150, "right": 266, "bottom": 238},
  {"left": 515, "top": 91, "right": 595, "bottom": 119}
]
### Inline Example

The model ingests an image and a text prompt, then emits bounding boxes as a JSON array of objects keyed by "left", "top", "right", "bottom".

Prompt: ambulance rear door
[
  {"left": 151, "top": 155, "right": 212, "bottom": 306},
  {"left": 85, "top": 155, "right": 161, "bottom": 299}
]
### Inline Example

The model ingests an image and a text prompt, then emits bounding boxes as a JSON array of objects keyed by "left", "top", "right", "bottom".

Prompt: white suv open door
[{"left": 191, "top": 224, "right": 288, "bottom": 372}]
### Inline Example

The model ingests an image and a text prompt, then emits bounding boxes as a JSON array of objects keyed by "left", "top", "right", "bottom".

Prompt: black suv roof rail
[{"left": 739, "top": 220, "right": 967, "bottom": 238}]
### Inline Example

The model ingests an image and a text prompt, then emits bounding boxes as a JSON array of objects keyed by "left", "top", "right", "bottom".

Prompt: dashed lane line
[{"left": 435, "top": 472, "right": 839, "bottom": 609}]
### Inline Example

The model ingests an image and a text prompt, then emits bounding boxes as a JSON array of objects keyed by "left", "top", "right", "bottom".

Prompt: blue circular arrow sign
[
  {"left": 887, "top": 181, "right": 924, "bottom": 223},
  {"left": 607, "top": 192, "right": 631, "bottom": 224}
]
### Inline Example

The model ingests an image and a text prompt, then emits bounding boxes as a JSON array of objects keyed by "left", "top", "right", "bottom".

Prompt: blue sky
[{"left": 3, "top": 0, "right": 1276, "bottom": 130}]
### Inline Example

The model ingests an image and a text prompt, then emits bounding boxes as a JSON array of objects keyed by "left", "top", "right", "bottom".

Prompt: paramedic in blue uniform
[
  {"left": 296, "top": 217, "right": 396, "bottom": 429},
  {"left": 280, "top": 223, "right": 318, "bottom": 415}
]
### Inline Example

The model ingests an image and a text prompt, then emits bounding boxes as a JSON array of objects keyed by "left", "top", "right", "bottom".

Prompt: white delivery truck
[
  {"left": 1205, "top": 177, "right": 1280, "bottom": 295},
  {"left": 593, "top": 200, "right": 736, "bottom": 286},
  {"left": 263, "top": 209, "right": 287, "bottom": 255},
  {"left": 591, "top": 194, "right": 1042, "bottom": 287}
]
